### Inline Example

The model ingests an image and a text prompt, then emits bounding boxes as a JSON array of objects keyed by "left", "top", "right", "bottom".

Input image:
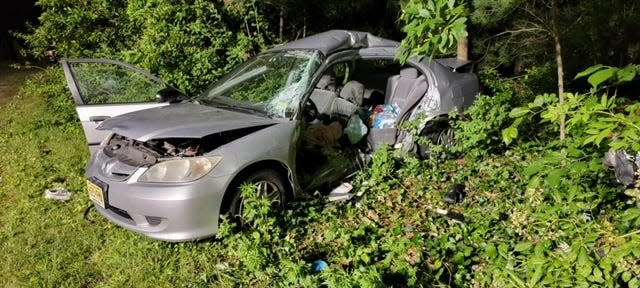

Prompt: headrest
[
  {"left": 399, "top": 68, "right": 418, "bottom": 79},
  {"left": 339, "top": 80, "right": 364, "bottom": 106},
  {"left": 316, "top": 74, "right": 336, "bottom": 90}
]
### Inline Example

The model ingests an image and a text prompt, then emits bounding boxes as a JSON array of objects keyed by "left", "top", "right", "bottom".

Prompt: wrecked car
[{"left": 62, "top": 30, "right": 479, "bottom": 241}]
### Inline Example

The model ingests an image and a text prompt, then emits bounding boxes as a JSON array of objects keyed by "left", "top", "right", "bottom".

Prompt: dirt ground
[{"left": 0, "top": 61, "right": 38, "bottom": 106}]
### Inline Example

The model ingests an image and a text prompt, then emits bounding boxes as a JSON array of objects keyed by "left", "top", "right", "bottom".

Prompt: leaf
[
  {"left": 502, "top": 126, "right": 518, "bottom": 145},
  {"left": 546, "top": 168, "right": 564, "bottom": 187},
  {"left": 623, "top": 271, "right": 633, "bottom": 283},
  {"left": 524, "top": 163, "right": 545, "bottom": 177},
  {"left": 600, "top": 94, "right": 608, "bottom": 107},
  {"left": 617, "top": 65, "right": 637, "bottom": 84},
  {"left": 514, "top": 242, "right": 532, "bottom": 252},
  {"left": 575, "top": 64, "right": 605, "bottom": 79},
  {"left": 587, "top": 68, "right": 617, "bottom": 89},
  {"left": 509, "top": 107, "right": 531, "bottom": 118},
  {"left": 447, "top": 0, "right": 455, "bottom": 9},
  {"left": 485, "top": 243, "right": 497, "bottom": 259},
  {"left": 505, "top": 269, "right": 526, "bottom": 288},
  {"left": 530, "top": 263, "right": 544, "bottom": 287}
]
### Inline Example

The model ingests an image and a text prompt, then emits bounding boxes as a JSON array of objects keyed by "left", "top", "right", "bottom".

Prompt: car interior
[{"left": 296, "top": 58, "right": 429, "bottom": 191}]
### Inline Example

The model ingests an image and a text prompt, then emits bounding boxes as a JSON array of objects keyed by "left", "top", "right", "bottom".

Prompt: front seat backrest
[{"left": 385, "top": 67, "right": 428, "bottom": 123}]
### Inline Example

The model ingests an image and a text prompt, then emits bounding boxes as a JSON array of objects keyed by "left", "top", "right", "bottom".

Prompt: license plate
[{"left": 87, "top": 180, "right": 105, "bottom": 208}]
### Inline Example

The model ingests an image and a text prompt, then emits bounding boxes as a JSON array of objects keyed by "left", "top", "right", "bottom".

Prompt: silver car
[{"left": 62, "top": 30, "right": 479, "bottom": 241}]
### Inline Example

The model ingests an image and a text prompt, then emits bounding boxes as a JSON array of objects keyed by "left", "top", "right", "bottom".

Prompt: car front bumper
[{"left": 86, "top": 151, "right": 230, "bottom": 242}]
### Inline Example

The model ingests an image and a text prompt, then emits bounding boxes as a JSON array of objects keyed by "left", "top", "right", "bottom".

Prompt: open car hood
[{"left": 98, "top": 103, "right": 279, "bottom": 141}]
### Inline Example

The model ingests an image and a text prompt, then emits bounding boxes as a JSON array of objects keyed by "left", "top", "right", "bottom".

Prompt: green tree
[{"left": 397, "top": 0, "right": 468, "bottom": 62}]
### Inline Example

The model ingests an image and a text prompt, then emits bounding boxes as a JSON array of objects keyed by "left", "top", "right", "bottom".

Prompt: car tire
[
  {"left": 228, "top": 169, "right": 289, "bottom": 223},
  {"left": 418, "top": 126, "right": 456, "bottom": 158}
]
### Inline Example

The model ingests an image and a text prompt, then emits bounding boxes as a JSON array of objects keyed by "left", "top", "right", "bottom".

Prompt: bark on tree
[
  {"left": 279, "top": 8, "right": 284, "bottom": 41},
  {"left": 457, "top": 37, "right": 468, "bottom": 61},
  {"left": 551, "top": 0, "right": 566, "bottom": 141}
]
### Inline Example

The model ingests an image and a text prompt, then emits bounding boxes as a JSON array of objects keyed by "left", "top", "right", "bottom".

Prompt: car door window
[{"left": 68, "top": 62, "right": 166, "bottom": 105}]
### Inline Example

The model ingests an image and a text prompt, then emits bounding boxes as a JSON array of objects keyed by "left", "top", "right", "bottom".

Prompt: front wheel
[{"left": 228, "top": 169, "right": 289, "bottom": 223}]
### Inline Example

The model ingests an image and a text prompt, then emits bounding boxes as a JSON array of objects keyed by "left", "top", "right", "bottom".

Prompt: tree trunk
[
  {"left": 551, "top": 0, "right": 566, "bottom": 141},
  {"left": 279, "top": 8, "right": 284, "bottom": 41},
  {"left": 456, "top": 37, "right": 468, "bottom": 61},
  {"left": 303, "top": 8, "right": 307, "bottom": 38}
]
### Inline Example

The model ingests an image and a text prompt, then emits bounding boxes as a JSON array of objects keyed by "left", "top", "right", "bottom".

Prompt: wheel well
[
  {"left": 420, "top": 115, "right": 449, "bottom": 135},
  {"left": 219, "top": 160, "right": 293, "bottom": 214}
]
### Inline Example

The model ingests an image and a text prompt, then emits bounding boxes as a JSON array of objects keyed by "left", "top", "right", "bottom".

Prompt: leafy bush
[
  {"left": 20, "top": 0, "right": 275, "bottom": 94},
  {"left": 452, "top": 68, "right": 535, "bottom": 157}
]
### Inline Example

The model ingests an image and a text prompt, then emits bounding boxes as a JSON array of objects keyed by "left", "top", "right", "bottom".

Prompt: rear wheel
[
  {"left": 418, "top": 126, "right": 456, "bottom": 158},
  {"left": 228, "top": 169, "right": 289, "bottom": 223}
]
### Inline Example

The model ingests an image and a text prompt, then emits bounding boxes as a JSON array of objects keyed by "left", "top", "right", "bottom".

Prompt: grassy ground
[
  {"left": 0, "top": 69, "right": 230, "bottom": 287},
  {"left": 0, "top": 62, "right": 38, "bottom": 106}
]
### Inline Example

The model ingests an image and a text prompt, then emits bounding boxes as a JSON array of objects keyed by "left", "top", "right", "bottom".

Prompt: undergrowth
[{"left": 0, "top": 68, "right": 638, "bottom": 287}]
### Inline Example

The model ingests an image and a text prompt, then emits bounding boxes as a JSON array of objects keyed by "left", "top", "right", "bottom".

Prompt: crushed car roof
[{"left": 268, "top": 30, "right": 399, "bottom": 56}]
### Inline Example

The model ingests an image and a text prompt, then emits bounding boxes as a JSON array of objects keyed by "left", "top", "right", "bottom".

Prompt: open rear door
[{"left": 60, "top": 58, "right": 180, "bottom": 153}]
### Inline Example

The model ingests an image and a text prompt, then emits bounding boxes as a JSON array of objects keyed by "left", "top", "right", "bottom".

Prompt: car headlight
[{"left": 138, "top": 156, "right": 222, "bottom": 183}]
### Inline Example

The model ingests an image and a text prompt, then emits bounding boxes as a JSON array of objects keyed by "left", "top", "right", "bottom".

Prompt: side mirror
[
  {"left": 156, "top": 87, "right": 188, "bottom": 103},
  {"left": 302, "top": 100, "right": 318, "bottom": 122}
]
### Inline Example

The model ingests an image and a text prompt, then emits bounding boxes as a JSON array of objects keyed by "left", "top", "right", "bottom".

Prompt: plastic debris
[
  {"left": 370, "top": 103, "right": 401, "bottom": 129},
  {"left": 344, "top": 114, "right": 368, "bottom": 144},
  {"left": 444, "top": 183, "right": 466, "bottom": 204},
  {"left": 312, "top": 260, "right": 328, "bottom": 272},
  {"left": 328, "top": 182, "right": 354, "bottom": 202},
  {"left": 45, "top": 188, "right": 73, "bottom": 201}
]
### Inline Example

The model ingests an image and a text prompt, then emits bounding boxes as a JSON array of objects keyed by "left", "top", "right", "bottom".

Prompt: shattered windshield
[{"left": 199, "top": 50, "right": 322, "bottom": 118}]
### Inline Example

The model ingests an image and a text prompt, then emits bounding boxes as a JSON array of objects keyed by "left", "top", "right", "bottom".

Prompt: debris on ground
[
  {"left": 312, "top": 260, "right": 328, "bottom": 272},
  {"left": 44, "top": 188, "right": 73, "bottom": 201},
  {"left": 435, "top": 208, "right": 465, "bottom": 223},
  {"left": 443, "top": 183, "right": 466, "bottom": 204},
  {"left": 328, "top": 182, "right": 354, "bottom": 202}
]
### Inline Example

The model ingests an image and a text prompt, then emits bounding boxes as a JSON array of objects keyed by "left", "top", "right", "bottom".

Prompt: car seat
[{"left": 384, "top": 67, "right": 428, "bottom": 124}]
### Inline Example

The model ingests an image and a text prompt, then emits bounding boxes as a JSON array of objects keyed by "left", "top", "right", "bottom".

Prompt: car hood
[{"left": 98, "top": 103, "right": 279, "bottom": 141}]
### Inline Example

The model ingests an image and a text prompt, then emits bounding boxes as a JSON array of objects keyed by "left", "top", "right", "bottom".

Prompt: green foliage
[
  {"left": 574, "top": 63, "right": 640, "bottom": 93},
  {"left": 469, "top": 0, "right": 640, "bottom": 81},
  {"left": 493, "top": 63, "right": 640, "bottom": 287},
  {"left": 122, "top": 0, "right": 273, "bottom": 93},
  {"left": 505, "top": 64, "right": 640, "bottom": 151},
  {"left": 452, "top": 68, "right": 534, "bottom": 156},
  {"left": 18, "top": 0, "right": 135, "bottom": 59},
  {"left": 20, "top": 0, "right": 274, "bottom": 94},
  {"left": 2, "top": 70, "right": 640, "bottom": 287},
  {"left": 397, "top": 0, "right": 468, "bottom": 62}
]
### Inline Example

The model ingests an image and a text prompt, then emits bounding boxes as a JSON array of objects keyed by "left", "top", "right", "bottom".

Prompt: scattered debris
[
  {"left": 443, "top": 183, "right": 466, "bottom": 204},
  {"left": 435, "top": 208, "right": 465, "bottom": 223},
  {"left": 312, "top": 260, "right": 328, "bottom": 272},
  {"left": 344, "top": 114, "right": 368, "bottom": 144},
  {"left": 44, "top": 188, "right": 73, "bottom": 201},
  {"left": 328, "top": 182, "right": 354, "bottom": 202}
]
